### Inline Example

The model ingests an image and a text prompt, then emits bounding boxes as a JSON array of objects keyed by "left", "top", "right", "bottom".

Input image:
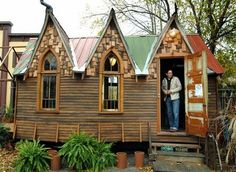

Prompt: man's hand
[
  {"left": 167, "top": 90, "right": 172, "bottom": 94},
  {"left": 163, "top": 90, "right": 168, "bottom": 95}
]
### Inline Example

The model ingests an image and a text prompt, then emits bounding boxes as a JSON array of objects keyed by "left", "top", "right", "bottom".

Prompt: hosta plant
[
  {"left": 14, "top": 140, "right": 50, "bottom": 172},
  {"left": 59, "top": 133, "right": 115, "bottom": 172}
]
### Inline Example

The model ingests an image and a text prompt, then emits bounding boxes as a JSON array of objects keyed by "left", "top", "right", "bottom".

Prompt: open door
[{"left": 185, "top": 51, "right": 208, "bottom": 137}]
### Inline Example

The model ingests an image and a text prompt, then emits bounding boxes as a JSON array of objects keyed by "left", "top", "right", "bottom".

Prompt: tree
[
  {"left": 177, "top": 0, "right": 236, "bottom": 54},
  {"left": 108, "top": 0, "right": 173, "bottom": 34},
  {"left": 84, "top": 0, "right": 175, "bottom": 35}
]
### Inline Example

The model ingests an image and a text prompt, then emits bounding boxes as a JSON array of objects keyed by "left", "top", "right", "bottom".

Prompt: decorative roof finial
[
  {"left": 40, "top": 0, "right": 53, "bottom": 12},
  {"left": 174, "top": 2, "right": 178, "bottom": 16}
]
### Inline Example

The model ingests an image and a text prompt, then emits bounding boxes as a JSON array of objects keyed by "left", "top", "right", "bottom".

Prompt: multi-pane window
[
  {"left": 38, "top": 52, "right": 59, "bottom": 111},
  {"left": 101, "top": 53, "right": 122, "bottom": 112}
]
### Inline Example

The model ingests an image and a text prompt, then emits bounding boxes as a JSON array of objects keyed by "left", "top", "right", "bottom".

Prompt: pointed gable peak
[
  {"left": 145, "top": 13, "right": 194, "bottom": 71},
  {"left": 85, "top": 8, "right": 137, "bottom": 72},
  {"left": 25, "top": 8, "right": 75, "bottom": 76}
]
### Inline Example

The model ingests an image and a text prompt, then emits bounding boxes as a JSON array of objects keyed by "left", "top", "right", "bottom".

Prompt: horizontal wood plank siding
[
  {"left": 207, "top": 76, "right": 218, "bottom": 132},
  {"left": 16, "top": 77, "right": 157, "bottom": 142}
]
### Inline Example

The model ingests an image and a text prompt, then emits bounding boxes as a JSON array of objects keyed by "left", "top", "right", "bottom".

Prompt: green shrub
[
  {"left": 14, "top": 140, "right": 50, "bottom": 172},
  {"left": 4, "top": 106, "right": 14, "bottom": 122},
  {"left": 59, "top": 133, "right": 115, "bottom": 172},
  {"left": 0, "top": 124, "right": 10, "bottom": 148},
  {"left": 1, "top": 105, "right": 14, "bottom": 122}
]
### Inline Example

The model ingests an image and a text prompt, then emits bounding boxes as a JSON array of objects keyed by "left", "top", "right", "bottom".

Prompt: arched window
[
  {"left": 38, "top": 52, "right": 59, "bottom": 111},
  {"left": 99, "top": 52, "right": 123, "bottom": 113}
]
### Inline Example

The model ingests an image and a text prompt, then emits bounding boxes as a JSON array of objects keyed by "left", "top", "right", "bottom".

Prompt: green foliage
[
  {"left": 14, "top": 140, "right": 50, "bottom": 172},
  {"left": 217, "top": 48, "right": 236, "bottom": 88},
  {"left": 59, "top": 133, "right": 115, "bottom": 172},
  {"left": 4, "top": 106, "right": 14, "bottom": 122},
  {"left": 1, "top": 105, "right": 14, "bottom": 122},
  {"left": 0, "top": 124, "right": 10, "bottom": 148}
]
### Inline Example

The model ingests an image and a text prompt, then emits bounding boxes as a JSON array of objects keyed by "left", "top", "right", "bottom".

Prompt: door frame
[{"left": 156, "top": 53, "right": 190, "bottom": 134}]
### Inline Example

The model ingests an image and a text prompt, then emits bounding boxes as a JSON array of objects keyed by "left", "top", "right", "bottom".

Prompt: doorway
[{"left": 160, "top": 58, "right": 185, "bottom": 131}]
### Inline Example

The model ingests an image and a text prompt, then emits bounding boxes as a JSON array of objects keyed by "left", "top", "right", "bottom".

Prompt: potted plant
[
  {"left": 14, "top": 140, "right": 50, "bottom": 172},
  {"left": 59, "top": 133, "right": 115, "bottom": 172}
]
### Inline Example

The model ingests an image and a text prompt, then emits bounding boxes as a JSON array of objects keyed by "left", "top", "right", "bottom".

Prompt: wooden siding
[
  {"left": 207, "top": 76, "right": 218, "bottom": 133},
  {"left": 15, "top": 76, "right": 157, "bottom": 142}
]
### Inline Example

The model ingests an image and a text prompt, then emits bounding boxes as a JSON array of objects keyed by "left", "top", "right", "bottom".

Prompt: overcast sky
[{"left": 0, "top": 0, "right": 109, "bottom": 37}]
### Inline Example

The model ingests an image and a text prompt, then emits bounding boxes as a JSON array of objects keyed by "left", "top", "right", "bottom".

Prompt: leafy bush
[
  {"left": 0, "top": 124, "right": 10, "bottom": 148},
  {"left": 14, "top": 140, "right": 50, "bottom": 172},
  {"left": 59, "top": 133, "right": 115, "bottom": 172},
  {"left": 0, "top": 105, "right": 14, "bottom": 122}
]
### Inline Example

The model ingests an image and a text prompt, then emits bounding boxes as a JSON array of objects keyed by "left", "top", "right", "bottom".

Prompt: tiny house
[{"left": 13, "top": 8, "right": 223, "bottom": 144}]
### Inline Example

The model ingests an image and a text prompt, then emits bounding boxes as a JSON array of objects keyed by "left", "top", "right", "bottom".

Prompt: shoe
[
  {"left": 172, "top": 127, "right": 178, "bottom": 132},
  {"left": 169, "top": 128, "right": 175, "bottom": 132}
]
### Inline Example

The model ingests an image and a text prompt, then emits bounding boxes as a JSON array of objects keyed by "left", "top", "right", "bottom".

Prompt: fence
[{"left": 218, "top": 88, "right": 236, "bottom": 111}]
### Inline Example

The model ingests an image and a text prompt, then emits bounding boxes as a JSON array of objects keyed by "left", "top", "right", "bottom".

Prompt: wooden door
[{"left": 185, "top": 51, "right": 208, "bottom": 137}]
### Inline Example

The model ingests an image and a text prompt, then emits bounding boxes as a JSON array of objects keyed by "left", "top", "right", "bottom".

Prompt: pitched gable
[
  {"left": 27, "top": 10, "right": 74, "bottom": 77},
  {"left": 146, "top": 14, "right": 194, "bottom": 78},
  {"left": 85, "top": 9, "right": 136, "bottom": 78}
]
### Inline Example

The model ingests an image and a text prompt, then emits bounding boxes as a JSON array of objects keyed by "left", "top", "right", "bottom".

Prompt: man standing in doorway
[{"left": 162, "top": 70, "right": 182, "bottom": 132}]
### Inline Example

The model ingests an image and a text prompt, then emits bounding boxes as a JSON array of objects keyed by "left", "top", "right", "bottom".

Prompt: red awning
[{"left": 187, "top": 34, "right": 224, "bottom": 74}]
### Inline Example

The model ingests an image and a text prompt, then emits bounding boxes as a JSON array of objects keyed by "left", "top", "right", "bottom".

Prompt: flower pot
[
  {"left": 48, "top": 149, "right": 61, "bottom": 171},
  {"left": 116, "top": 152, "right": 127, "bottom": 169},
  {"left": 48, "top": 149, "right": 57, "bottom": 156},
  {"left": 51, "top": 154, "right": 61, "bottom": 171},
  {"left": 135, "top": 151, "right": 144, "bottom": 168}
]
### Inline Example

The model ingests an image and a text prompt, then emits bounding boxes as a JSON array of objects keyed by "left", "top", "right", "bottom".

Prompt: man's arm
[
  {"left": 162, "top": 78, "right": 168, "bottom": 94},
  {"left": 170, "top": 77, "right": 182, "bottom": 93}
]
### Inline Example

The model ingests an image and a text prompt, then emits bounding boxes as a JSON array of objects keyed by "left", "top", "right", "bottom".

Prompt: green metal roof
[
  {"left": 13, "top": 38, "right": 37, "bottom": 75},
  {"left": 125, "top": 36, "right": 157, "bottom": 71}
]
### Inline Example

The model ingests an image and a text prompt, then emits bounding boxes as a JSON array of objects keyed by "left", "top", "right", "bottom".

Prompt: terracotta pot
[
  {"left": 135, "top": 151, "right": 144, "bottom": 168},
  {"left": 48, "top": 149, "right": 57, "bottom": 156},
  {"left": 48, "top": 149, "right": 61, "bottom": 171},
  {"left": 116, "top": 152, "right": 127, "bottom": 169},
  {"left": 51, "top": 154, "right": 61, "bottom": 171}
]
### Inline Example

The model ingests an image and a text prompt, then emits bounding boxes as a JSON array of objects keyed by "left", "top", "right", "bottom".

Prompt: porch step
[
  {"left": 150, "top": 142, "right": 201, "bottom": 154},
  {"left": 150, "top": 151, "right": 204, "bottom": 163},
  {"left": 151, "top": 134, "right": 199, "bottom": 144}
]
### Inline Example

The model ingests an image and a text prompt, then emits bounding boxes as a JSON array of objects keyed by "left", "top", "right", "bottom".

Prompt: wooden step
[
  {"left": 150, "top": 151, "right": 204, "bottom": 163},
  {"left": 151, "top": 142, "right": 201, "bottom": 154},
  {"left": 151, "top": 134, "right": 199, "bottom": 144}
]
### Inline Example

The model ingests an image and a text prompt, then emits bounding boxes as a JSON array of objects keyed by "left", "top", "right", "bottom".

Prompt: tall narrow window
[
  {"left": 38, "top": 52, "right": 59, "bottom": 111},
  {"left": 100, "top": 52, "right": 123, "bottom": 113}
]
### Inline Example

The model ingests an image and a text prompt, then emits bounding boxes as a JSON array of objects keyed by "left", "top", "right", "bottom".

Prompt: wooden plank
[
  {"left": 55, "top": 123, "right": 59, "bottom": 143},
  {"left": 33, "top": 123, "right": 37, "bottom": 140},
  {"left": 139, "top": 123, "right": 142, "bottom": 142},
  {"left": 77, "top": 123, "right": 80, "bottom": 134},
  {"left": 98, "top": 123, "right": 101, "bottom": 142},
  {"left": 122, "top": 123, "right": 124, "bottom": 142},
  {"left": 151, "top": 142, "right": 201, "bottom": 149},
  {"left": 13, "top": 123, "right": 17, "bottom": 139}
]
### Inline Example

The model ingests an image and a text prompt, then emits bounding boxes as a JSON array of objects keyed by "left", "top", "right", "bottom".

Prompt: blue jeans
[{"left": 165, "top": 97, "right": 180, "bottom": 130}]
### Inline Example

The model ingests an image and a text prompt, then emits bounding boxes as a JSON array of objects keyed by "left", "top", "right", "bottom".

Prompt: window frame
[
  {"left": 99, "top": 48, "right": 124, "bottom": 114},
  {"left": 37, "top": 50, "right": 60, "bottom": 113}
]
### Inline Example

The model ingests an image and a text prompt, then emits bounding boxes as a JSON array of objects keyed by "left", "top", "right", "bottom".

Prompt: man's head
[{"left": 166, "top": 69, "right": 173, "bottom": 79}]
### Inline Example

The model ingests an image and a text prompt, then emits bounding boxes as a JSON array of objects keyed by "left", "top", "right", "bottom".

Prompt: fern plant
[
  {"left": 14, "top": 140, "right": 50, "bottom": 172},
  {"left": 0, "top": 124, "right": 10, "bottom": 148},
  {"left": 59, "top": 133, "right": 115, "bottom": 172}
]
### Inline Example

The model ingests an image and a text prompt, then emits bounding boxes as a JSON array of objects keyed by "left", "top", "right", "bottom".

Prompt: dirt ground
[
  {"left": 0, "top": 149, "right": 153, "bottom": 172},
  {"left": 0, "top": 148, "right": 17, "bottom": 172}
]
